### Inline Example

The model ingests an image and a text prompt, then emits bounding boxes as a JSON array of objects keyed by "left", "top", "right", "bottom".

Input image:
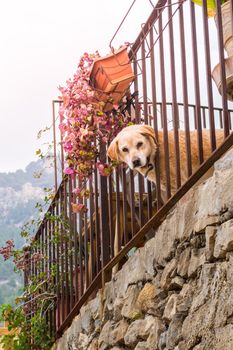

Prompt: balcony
[{"left": 24, "top": 0, "right": 233, "bottom": 342}]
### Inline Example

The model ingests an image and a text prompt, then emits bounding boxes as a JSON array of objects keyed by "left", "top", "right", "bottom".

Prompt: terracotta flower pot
[
  {"left": 212, "top": 55, "right": 233, "bottom": 101},
  {"left": 89, "top": 46, "right": 134, "bottom": 112},
  {"left": 215, "top": 1, "right": 233, "bottom": 57},
  {"left": 212, "top": 1, "right": 233, "bottom": 101}
]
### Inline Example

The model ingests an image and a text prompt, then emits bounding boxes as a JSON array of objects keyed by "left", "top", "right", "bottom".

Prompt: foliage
[
  {"left": 0, "top": 188, "right": 58, "bottom": 349},
  {"left": 192, "top": 0, "right": 227, "bottom": 16},
  {"left": 0, "top": 304, "right": 53, "bottom": 350},
  {"left": 0, "top": 47, "right": 133, "bottom": 348},
  {"left": 58, "top": 50, "right": 131, "bottom": 180}
]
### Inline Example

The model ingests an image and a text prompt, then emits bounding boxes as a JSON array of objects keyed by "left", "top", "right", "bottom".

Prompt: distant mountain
[{"left": 0, "top": 158, "right": 57, "bottom": 305}]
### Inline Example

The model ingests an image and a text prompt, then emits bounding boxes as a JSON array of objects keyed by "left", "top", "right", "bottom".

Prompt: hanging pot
[
  {"left": 89, "top": 46, "right": 134, "bottom": 112},
  {"left": 212, "top": 1, "right": 233, "bottom": 101},
  {"left": 215, "top": 1, "right": 233, "bottom": 57},
  {"left": 212, "top": 55, "right": 233, "bottom": 101}
]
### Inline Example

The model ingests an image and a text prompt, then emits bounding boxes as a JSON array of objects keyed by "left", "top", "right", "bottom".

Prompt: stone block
[
  {"left": 135, "top": 341, "right": 148, "bottom": 350},
  {"left": 163, "top": 294, "right": 179, "bottom": 323},
  {"left": 205, "top": 226, "right": 217, "bottom": 261},
  {"left": 160, "top": 258, "right": 177, "bottom": 290},
  {"left": 177, "top": 248, "right": 191, "bottom": 278},
  {"left": 98, "top": 319, "right": 128, "bottom": 349},
  {"left": 121, "top": 284, "right": 141, "bottom": 319},
  {"left": 124, "top": 315, "right": 155, "bottom": 347},
  {"left": 158, "top": 330, "right": 167, "bottom": 350},
  {"left": 136, "top": 282, "right": 157, "bottom": 313},
  {"left": 166, "top": 313, "right": 185, "bottom": 349},
  {"left": 146, "top": 317, "right": 166, "bottom": 350},
  {"left": 214, "top": 219, "right": 233, "bottom": 259},
  {"left": 187, "top": 248, "right": 205, "bottom": 278},
  {"left": 194, "top": 215, "right": 220, "bottom": 234}
]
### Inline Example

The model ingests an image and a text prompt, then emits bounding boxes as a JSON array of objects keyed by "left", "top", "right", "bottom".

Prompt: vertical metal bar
[
  {"left": 129, "top": 170, "right": 137, "bottom": 235},
  {"left": 78, "top": 177, "right": 84, "bottom": 296},
  {"left": 58, "top": 188, "right": 65, "bottom": 325},
  {"left": 60, "top": 109, "right": 65, "bottom": 174},
  {"left": 190, "top": 0, "right": 203, "bottom": 164},
  {"left": 132, "top": 52, "right": 145, "bottom": 223},
  {"left": 89, "top": 173, "right": 95, "bottom": 281},
  {"left": 231, "top": 0, "right": 233, "bottom": 37},
  {"left": 99, "top": 141, "right": 111, "bottom": 284},
  {"left": 149, "top": 28, "right": 163, "bottom": 209},
  {"left": 202, "top": 107, "right": 207, "bottom": 129},
  {"left": 48, "top": 210, "right": 53, "bottom": 337},
  {"left": 178, "top": 8, "right": 193, "bottom": 178},
  {"left": 94, "top": 168, "right": 101, "bottom": 273},
  {"left": 84, "top": 184, "right": 89, "bottom": 289},
  {"left": 168, "top": 0, "right": 181, "bottom": 189},
  {"left": 68, "top": 177, "right": 74, "bottom": 310},
  {"left": 44, "top": 222, "right": 49, "bottom": 326},
  {"left": 108, "top": 173, "right": 115, "bottom": 259},
  {"left": 141, "top": 41, "right": 149, "bottom": 125},
  {"left": 53, "top": 202, "right": 60, "bottom": 332},
  {"left": 219, "top": 109, "right": 223, "bottom": 129},
  {"left": 215, "top": 0, "right": 230, "bottom": 137},
  {"left": 202, "top": 0, "right": 216, "bottom": 149},
  {"left": 52, "top": 101, "right": 58, "bottom": 192},
  {"left": 141, "top": 39, "right": 153, "bottom": 218},
  {"left": 73, "top": 176, "right": 79, "bottom": 302},
  {"left": 121, "top": 167, "right": 129, "bottom": 244},
  {"left": 133, "top": 58, "right": 141, "bottom": 124},
  {"left": 115, "top": 169, "right": 122, "bottom": 254},
  {"left": 63, "top": 179, "right": 69, "bottom": 316},
  {"left": 159, "top": 11, "right": 171, "bottom": 199}
]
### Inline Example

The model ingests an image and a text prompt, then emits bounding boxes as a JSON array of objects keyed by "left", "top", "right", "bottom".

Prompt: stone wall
[{"left": 52, "top": 149, "right": 233, "bottom": 350}]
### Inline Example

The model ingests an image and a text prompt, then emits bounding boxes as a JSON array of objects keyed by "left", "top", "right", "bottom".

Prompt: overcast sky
[
  {"left": 0, "top": 0, "right": 155, "bottom": 173},
  {"left": 1, "top": 1, "right": 232, "bottom": 173}
]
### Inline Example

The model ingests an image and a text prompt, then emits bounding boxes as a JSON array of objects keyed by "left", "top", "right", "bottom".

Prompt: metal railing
[{"left": 25, "top": 0, "right": 233, "bottom": 340}]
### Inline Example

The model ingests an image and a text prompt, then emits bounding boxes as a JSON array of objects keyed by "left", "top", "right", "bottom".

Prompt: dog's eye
[
  {"left": 122, "top": 147, "right": 129, "bottom": 153},
  {"left": 137, "top": 142, "right": 143, "bottom": 149}
]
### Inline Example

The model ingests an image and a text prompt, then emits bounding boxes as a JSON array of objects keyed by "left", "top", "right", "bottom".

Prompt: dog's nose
[{"left": 132, "top": 158, "right": 141, "bottom": 168}]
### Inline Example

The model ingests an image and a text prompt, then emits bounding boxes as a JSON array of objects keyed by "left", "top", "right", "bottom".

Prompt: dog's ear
[
  {"left": 140, "top": 125, "right": 157, "bottom": 145},
  {"left": 107, "top": 138, "right": 120, "bottom": 161}
]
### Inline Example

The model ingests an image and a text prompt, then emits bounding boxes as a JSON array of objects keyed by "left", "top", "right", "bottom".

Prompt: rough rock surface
[{"left": 52, "top": 149, "right": 233, "bottom": 350}]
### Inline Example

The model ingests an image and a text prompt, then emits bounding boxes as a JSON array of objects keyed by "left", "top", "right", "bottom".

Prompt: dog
[{"left": 107, "top": 124, "right": 225, "bottom": 197}]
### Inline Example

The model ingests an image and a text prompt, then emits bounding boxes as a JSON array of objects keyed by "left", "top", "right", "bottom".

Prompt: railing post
[{"left": 99, "top": 141, "right": 111, "bottom": 286}]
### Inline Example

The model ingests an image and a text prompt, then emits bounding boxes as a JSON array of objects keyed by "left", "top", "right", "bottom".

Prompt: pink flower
[
  {"left": 64, "top": 167, "right": 75, "bottom": 175},
  {"left": 72, "top": 187, "right": 81, "bottom": 195},
  {"left": 64, "top": 141, "right": 73, "bottom": 152},
  {"left": 96, "top": 162, "right": 113, "bottom": 176},
  {"left": 0, "top": 240, "right": 15, "bottom": 261},
  {"left": 71, "top": 203, "right": 87, "bottom": 213},
  {"left": 59, "top": 48, "right": 132, "bottom": 178}
]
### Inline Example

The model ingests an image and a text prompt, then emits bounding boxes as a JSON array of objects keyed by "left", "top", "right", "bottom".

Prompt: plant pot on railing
[
  {"left": 192, "top": 0, "right": 233, "bottom": 101},
  {"left": 212, "top": 1, "right": 233, "bottom": 100},
  {"left": 89, "top": 46, "right": 134, "bottom": 112},
  {"left": 212, "top": 55, "right": 233, "bottom": 101},
  {"left": 216, "top": 1, "right": 233, "bottom": 57}
]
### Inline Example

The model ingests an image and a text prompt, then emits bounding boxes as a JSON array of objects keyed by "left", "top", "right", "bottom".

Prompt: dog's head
[{"left": 107, "top": 124, "right": 157, "bottom": 170}]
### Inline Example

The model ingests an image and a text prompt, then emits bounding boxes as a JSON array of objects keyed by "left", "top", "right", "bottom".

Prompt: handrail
[{"left": 56, "top": 130, "right": 233, "bottom": 335}]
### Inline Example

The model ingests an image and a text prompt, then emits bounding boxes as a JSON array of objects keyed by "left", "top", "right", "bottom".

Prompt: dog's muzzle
[{"left": 132, "top": 158, "right": 141, "bottom": 168}]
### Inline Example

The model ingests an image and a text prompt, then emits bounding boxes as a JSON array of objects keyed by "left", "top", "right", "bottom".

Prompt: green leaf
[{"left": 192, "top": 0, "right": 217, "bottom": 16}]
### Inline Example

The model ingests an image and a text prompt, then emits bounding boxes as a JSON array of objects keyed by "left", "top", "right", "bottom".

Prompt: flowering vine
[{"left": 58, "top": 50, "right": 131, "bottom": 180}]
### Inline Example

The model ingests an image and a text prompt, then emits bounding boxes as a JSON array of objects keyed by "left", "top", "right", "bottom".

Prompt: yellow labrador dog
[{"left": 107, "top": 124, "right": 224, "bottom": 195}]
